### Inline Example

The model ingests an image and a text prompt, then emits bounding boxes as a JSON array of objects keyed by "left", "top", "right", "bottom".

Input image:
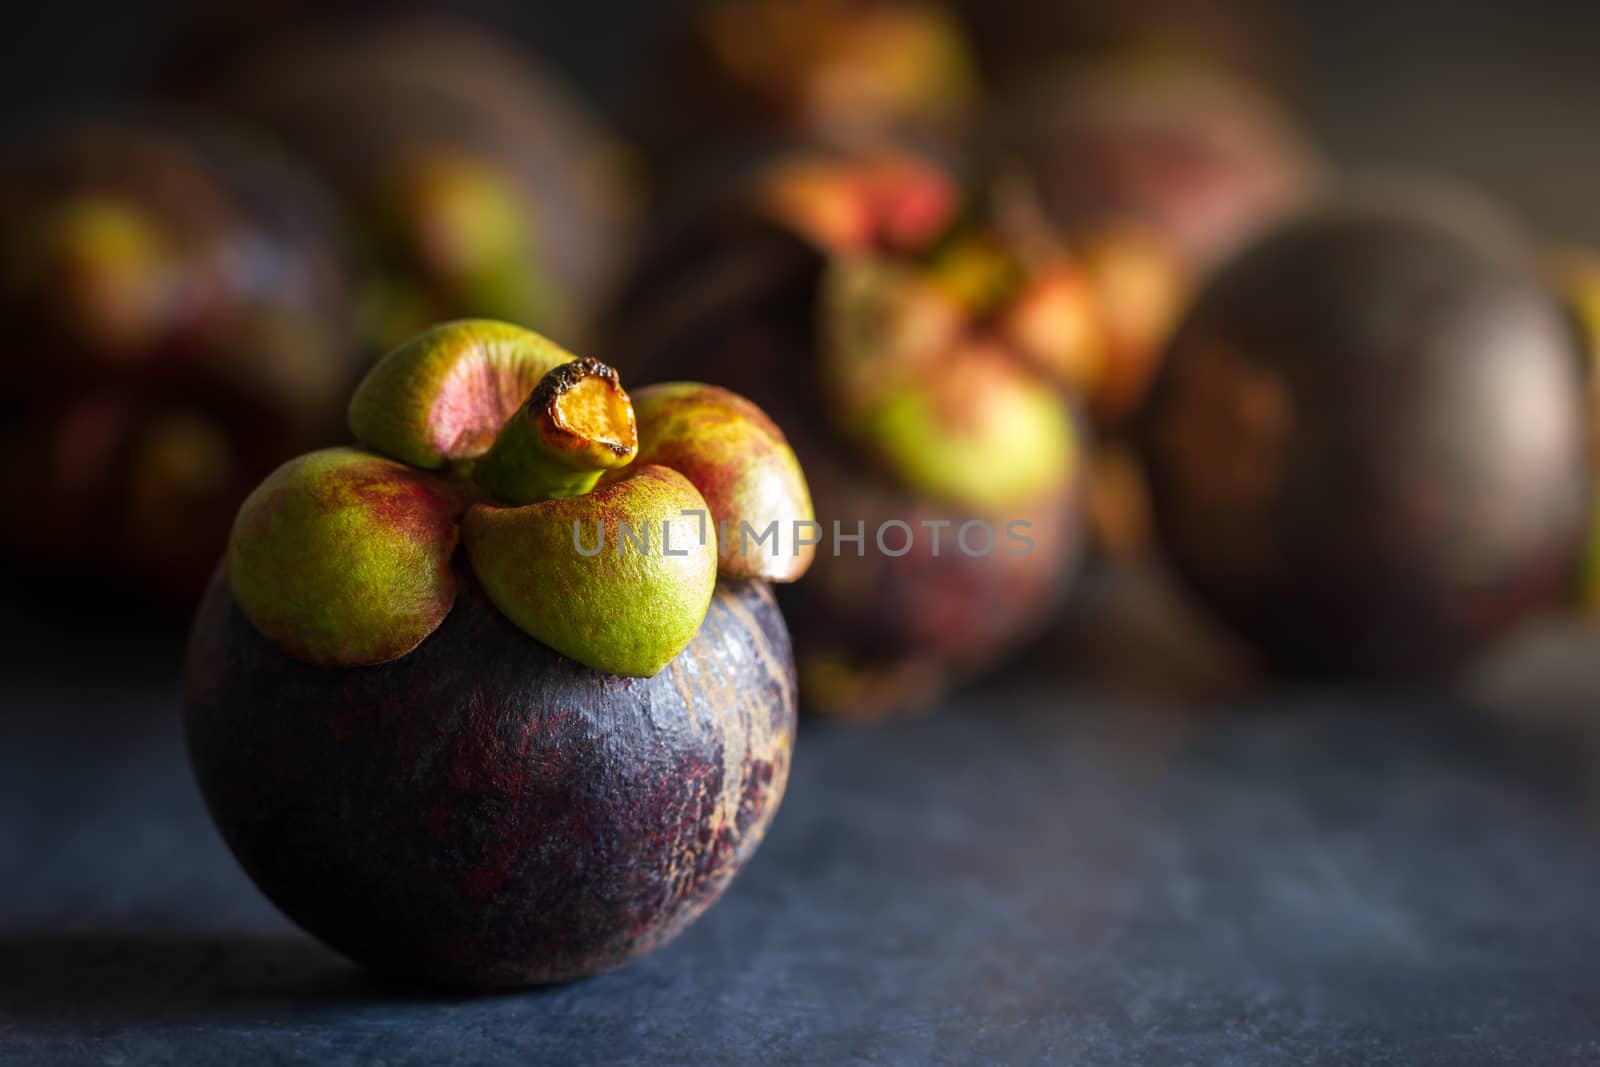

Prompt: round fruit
[
  {"left": 184, "top": 321, "right": 813, "bottom": 985},
  {"left": 986, "top": 61, "right": 1320, "bottom": 271},
  {"left": 0, "top": 114, "right": 355, "bottom": 608},
  {"left": 211, "top": 17, "right": 636, "bottom": 353},
  {"left": 1139, "top": 200, "right": 1590, "bottom": 678},
  {"left": 186, "top": 570, "right": 793, "bottom": 987},
  {"left": 608, "top": 149, "right": 1089, "bottom": 717},
  {"left": 650, "top": 0, "right": 977, "bottom": 158}
]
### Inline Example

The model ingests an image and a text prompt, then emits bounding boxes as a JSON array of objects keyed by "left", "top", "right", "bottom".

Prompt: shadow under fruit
[
  {"left": 185, "top": 321, "right": 811, "bottom": 986},
  {"left": 1139, "top": 198, "right": 1590, "bottom": 678}
]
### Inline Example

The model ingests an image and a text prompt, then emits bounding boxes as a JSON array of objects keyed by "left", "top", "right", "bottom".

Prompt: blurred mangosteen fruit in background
[
  {"left": 1138, "top": 195, "right": 1591, "bottom": 680},
  {"left": 645, "top": 0, "right": 978, "bottom": 167},
  {"left": 984, "top": 60, "right": 1322, "bottom": 276},
  {"left": 1063, "top": 221, "right": 1192, "bottom": 565},
  {"left": 186, "top": 320, "right": 813, "bottom": 986},
  {"left": 605, "top": 149, "right": 1091, "bottom": 718},
  {"left": 976, "top": 46, "right": 1321, "bottom": 571},
  {"left": 0, "top": 113, "right": 356, "bottom": 611},
  {"left": 197, "top": 16, "right": 637, "bottom": 355},
  {"left": 956, "top": 0, "right": 1293, "bottom": 94}
]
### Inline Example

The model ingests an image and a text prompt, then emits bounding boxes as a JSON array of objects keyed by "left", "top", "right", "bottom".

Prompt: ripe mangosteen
[
  {"left": 607, "top": 149, "right": 1089, "bottom": 717},
  {"left": 184, "top": 320, "right": 814, "bottom": 986},
  {"left": 1138, "top": 199, "right": 1591, "bottom": 679},
  {"left": 647, "top": 0, "right": 978, "bottom": 165},
  {"left": 208, "top": 17, "right": 636, "bottom": 354},
  {"left": 978, "top": 59, "right": 1310, "bottom": 562},
  {"left": 985, "top": 61, "right": 1320, "bottom": 273},
  {"left": 0, "top": 114, "right": 355, "bottom": 609}
]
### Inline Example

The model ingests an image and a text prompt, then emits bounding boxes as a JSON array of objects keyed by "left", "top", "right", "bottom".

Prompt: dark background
[
  {"left": 6, "top": 3, "right": 1600, "bottom": 1064},
  {"left": 9, "top": 1, "right": 1600, "bottom": 244}
]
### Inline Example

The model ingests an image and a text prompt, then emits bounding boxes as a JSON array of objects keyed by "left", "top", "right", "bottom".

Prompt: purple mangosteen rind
[
  {"left": 185, "top": 566, "right": 795, "bottom": 987},
  {"left": 1137, "top": 199, "right": 1590, "bottom": 678}
]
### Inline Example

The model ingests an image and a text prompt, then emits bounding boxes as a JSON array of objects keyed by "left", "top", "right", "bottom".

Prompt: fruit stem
[{"left": 472, "top": 358, "right": 639, "bottom": 504}]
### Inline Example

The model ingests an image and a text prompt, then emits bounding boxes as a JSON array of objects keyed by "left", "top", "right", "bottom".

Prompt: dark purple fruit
[
  {"left": 185, "top": 569, "right": 795, "bottom": 987},
  {"left": 212, "top": 17, "right": 636, "bottom": 353},
  {"left": 1139, "top": 200, "right": 1590, "bottom": 678}
]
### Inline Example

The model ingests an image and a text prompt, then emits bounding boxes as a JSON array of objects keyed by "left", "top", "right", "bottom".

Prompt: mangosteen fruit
[
  {"left": 184, "top": 320, "right": 813, "bottom": 986},
  {"left": 649, "top": 0, "right": 978, "bottom": 163},
  {"left": 961, "top": 2, "right": 1300, "bottom": 411},
  {"left": 210, "top": 16, "right": 636, "bottom": 354},
  {"left": 985, "top": 60, "right": 1320, "bottom": 273},
  {"left": 1138, "top": 200, "right": 1590, "bottom": 679},
  {"left": 0, "top": 114, "right": 355, "bottom": 609},
  {"left": 978, "top": 59, "right": 1309, "bottom": 565},
  {"left": 608, "top": 149, "right": 1089, "bottom": 717}
]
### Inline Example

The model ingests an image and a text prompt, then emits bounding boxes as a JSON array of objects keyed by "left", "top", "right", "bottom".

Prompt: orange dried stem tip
[{"left": 473, "top": 358, "right": 639, "bottom": 504}]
